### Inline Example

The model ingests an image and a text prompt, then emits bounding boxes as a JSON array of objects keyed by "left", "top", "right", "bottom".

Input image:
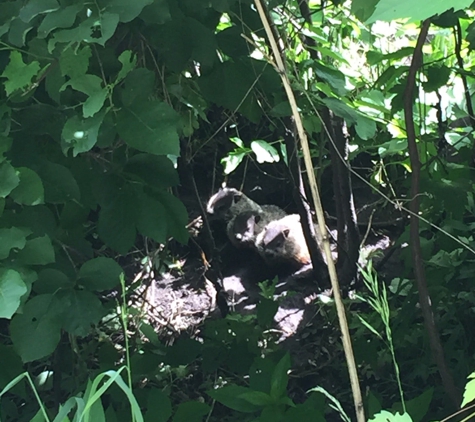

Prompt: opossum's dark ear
[{"left": 283, "top": 229, "right": 290, "bottom": 238}]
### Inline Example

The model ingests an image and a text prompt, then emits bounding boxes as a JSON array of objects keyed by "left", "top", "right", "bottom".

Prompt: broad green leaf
[
  {"left": 1, "top": 51, "right": 40, "bottom": 96},
  {"left": 104, "top": 0, "right": 154, "bottom": 23},
  {"left": 462, "top": 372, "right": 475, "bottom": 408},
  {"left": 222, "top": 152, "right": 246, "bottom": 174},
  {"left": 139, "top": 0, "right": 171, "bottom": 24},
  {"left": 88, "top": 12, "right": 119, "bottom": 45},
  {"left": 78, "top": 257, "right": 123, "bottom": 291},
  {"left": 402, "top": 388, "right": 433, "bottom": 422},
  {"left": 35, "top": 268, "right": 73, "bottom": 294},
  {"left": 368, "top": 410, "right": 412, "bottom": 422},
  {"left": 117, "top": 100, "right": 180, "bottom": 156},
  {"left": 124, "top": 154, "right": 179, "bottom": 188},
  {"left": 10, "top": 294, "right": 62, "bottom": 362},
  {"left": 0, "top": 161, "right": 20, "bottom": 198},
  {"left": 355, "top": 115, "right": 377, "bottom": 140},
  {"left": 351, "top": 0, "right": 379, "bottom": 22},
  {"left": 116, "top": 50, "right": 137, "bottom": 83},
  {"left": 238, "top": 390, "right": 273, "bottom": 406},
  {"left": 251, "top": 140, "right": 280, "bottom": 164},
  {"left": 9, "top": 167, "right": 44, "bottom": 205},
  {"left": 0, "top": 269, "right": 27, "bottom": 319},
  {"left": 37, "top": 3, "right": 82, "bottom": 38},
  {"left": 136, "top": 194, "right": 168, "bottom": 243},
  {"left": 120, "top": 68, "right": 155, "bottom": 106},
  {"left": 0, "top": 136, "right": 13, "bottom": 160},
  {"left": 59, "top": 45, "right": 91, "bottom": 79},
  {"left": 0, "top": 345, "right": 24, "bottom": 391},
  {"left": 172, "top": 401, "right": 210, "bottom": 422},
  {"left": 145, "top": 389, "right": 172, "bottom": 422},
  {"left": 208, "top": 385, "right": 261, "bottom": 413},
  {"left": 8, "top": 18, "right": 34, "bottom": 47},
  {"left": 366, "top": 0, "right": 472, "bottom": 23},
  {"left": 62, "top": 112, "right": 104, "bottom": 156},
  {"left": 19, "top": 0, "right": 59, "bottom": 22},
  {"left": 314, "top": 62, "right": 347, "bottom": 96},
  {"left": 54, "top": 289, "right": 104, "bottom": 336},
  {"left": 98, "top": 193, "right": 137, "bottom": 254},
  {"left": 15, "top": 235, "right": 55, "bottom": 265},
  {"left": 198, "top": 61, "right": 258, "bottom": 120},
  {"left": 37, "top": 161, "right": 80, "bottom": 203},
  {"left": 270, "top": 353, "right": 291, "bottom": 400},
  {"left": 0, "top": 227, "right": 30, "bottom": 259},
  {"left": 155, "top": 191, "right": 189, "bottom": 244},
  {"left": 48, "top": 16, "right": 94, "bottom": 53}
]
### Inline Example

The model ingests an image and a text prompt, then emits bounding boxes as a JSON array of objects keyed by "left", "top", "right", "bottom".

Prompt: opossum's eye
[
  {"left": 283, "top": 229, "right": 290, "bottom": 238},
  {"left": 254, "top": 215, "right": 261, "bottom": 224},
  {"left": 233, "top": 194, "right": 242, "bottom": 203}
]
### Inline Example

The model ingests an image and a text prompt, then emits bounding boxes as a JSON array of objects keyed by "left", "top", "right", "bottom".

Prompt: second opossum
[
  {"left": 229, "top": 206, "right": 287, "bottom": 249},
  {"left": 207, "top": 187, "right": 286, "bottom": 248},
  {"left": 256, "top": 214, "right": 324, "bottom": 269}
]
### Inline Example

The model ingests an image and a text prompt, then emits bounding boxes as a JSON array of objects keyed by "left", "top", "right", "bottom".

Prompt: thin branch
[
  {"left": 252, "top": 1, "right": 365, "bottom": 420},
  {"left": 403, "top": 18, "right": 460, "bottom": 408}
]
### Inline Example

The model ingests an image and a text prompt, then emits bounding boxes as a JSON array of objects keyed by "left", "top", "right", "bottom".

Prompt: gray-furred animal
[
  {"left": 256, "top": 214, "right": 318, "bottom": 269},
  {"left": 206, "top": 187, "right": 287, "bottom": 248},
  {"left": 229, "top": 206, "right": 287, "bottom": 249},
  {"left": 206, "top": 187, "right": 262, "bottom": 222}
]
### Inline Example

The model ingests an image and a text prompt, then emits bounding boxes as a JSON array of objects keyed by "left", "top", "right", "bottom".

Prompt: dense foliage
[{"left": 1, "top": 0, "right": 475, "bottom": 421}]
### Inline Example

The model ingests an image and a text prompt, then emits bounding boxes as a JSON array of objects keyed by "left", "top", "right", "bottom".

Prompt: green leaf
[
  {"left": 15, "top": 235, "right": 55, "bottom": 265},
  {"left": 1, "top": 51, "right": 40, "bottom": 96},
  {"left": 8, "top": 18, "right": 34, "bottom": 47},
  {"left": 139, "top": 0, "right": 171, "bottom": 24},
  {"left": 368, "top": 410, "right": 412, "bottom": 422},
  {"left": 145, "top": 389, "right": 172, "bottom": 422},
  {"left": 59, "top": 45, "right": 91, "bottom": 79},
  {"left": 221, "top": 152, "right": 246, "bottom": 175},
  {"left": 48, "top": 17, "right": 94, "bottom": 53},
  {"left": 251, "top": 140, "right": 280, "bottom": 164},
  {"left": 9, "top": 167, "right": 44, "bottom": 205},
  {"left": 238, "top": 390, "right": 273, "bottom": 406},
  {"left": 155, "top": 190, "right": 189, "bottom": 244},
  {"left": 314, "top": 62, "right": 347, "bottom": 96},
  {"left": 62, "top": 112, "right": 104, "bottom": 156},
  {"left": 98, "top": 192, "right": 137, "bottom": 254},
  {"left": 37, "top": 161, "right": 80, "bottom": 203},
  {"left": 0, "top": 227, "right": 30, "bottom": 259},
  {"left": 10, "top": 294, "right": 62, "bottom": 362},
  {"left": 270, "top": 353, "right": 290, "bottom": 400},
  {"left": 208, "top": 385, "right": 262, "bottom": 413},
  {"left": 34, "top": 268, "right": 73, "bottom": 294},
  {"left": 366, "top": 0, "right": 472, "bottom": 23},
  {"left": 124, "top": 154, "right": 179, "bottom": 188},
  {"left": 462, "top": 372, "right": 475, "bottom": 408},
  {"left": 116, "top": 50, "right": 137, "bottom": 83},
  {"left": 55, "top": 289, "right": 104, "bottom": 336},
  {"left": 104, "top": 0, "right": 154, "bottom": 23},
  {"left": 354, "top": 115, "right": 376, "bottom": 140},
  {"left": 117, "top": 100, "right": 180, "bottom": 156},
  {"left": 120, "top": 68, "right": 155, "bottom": 106},
  {"left": 0, "top": 161, "right": 20, "bottom": 198},
  {"left": 136, "top": 194, "right": 168, "bottom": 244},
  {"left": 78, "top": 257, "right": 123, "bottom": 291},
  {"left": 37, "top": 4, "right": 82, "bottom": 38},
  {"left": 172, "top": 401, "right": 210, "bottom": 422},
  {"left": 19, "top": 0, "right": 59, "bottom": 22},
  {"left": 0, "top": 269, "right": 27, "bottom": 319}
]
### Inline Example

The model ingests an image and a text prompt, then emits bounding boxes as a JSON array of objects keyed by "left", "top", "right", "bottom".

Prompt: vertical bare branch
[{"left": 403, "top": 18, "right": 460, "bottom": 407}]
